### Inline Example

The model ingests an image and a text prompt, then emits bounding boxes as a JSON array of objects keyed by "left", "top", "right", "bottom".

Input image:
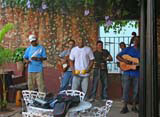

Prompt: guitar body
[
  {"left": 120, "top": 55, "right": 139, "bottom": 71},
  {"left": 57, "top": 63, "right": 69, "bottom": 72},
  {"left": 57, "top": 56, "right": 69, "bottom": 73}
]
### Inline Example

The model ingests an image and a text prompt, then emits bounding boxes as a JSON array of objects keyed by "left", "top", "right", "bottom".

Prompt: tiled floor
[
  {"left": 0, "top": 100, "right": 138, "bottom": 117},
  {"left": 0, "top": 103, "right": 21, "bottom": 117},
  {"left": 108, "top": 101, "right": 138, "bottom": 117}
]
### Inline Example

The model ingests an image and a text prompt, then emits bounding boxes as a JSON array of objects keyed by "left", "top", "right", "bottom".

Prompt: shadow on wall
[
  {"left": 44, "top": 70, "right": 122, "bottom": 99},
  {"left": 43, "top": 67, "right": 61, "bottom": 94},
  {"left": 1, "top": 63, "right": 123, "bottom": 99}
]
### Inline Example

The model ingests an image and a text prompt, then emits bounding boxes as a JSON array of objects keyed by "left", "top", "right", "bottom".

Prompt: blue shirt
[
  {"left": 118, "top": 46, "right": 140, "bottom": 78},
  {"left": 23, "top": 44, "right": 47, "bottom": 72}
]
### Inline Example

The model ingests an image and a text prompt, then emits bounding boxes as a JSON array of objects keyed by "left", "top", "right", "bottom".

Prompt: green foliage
[
  {"left": 0, "top": 47, "right": 13, "bottom": 65},
  {"left": 12, "top": 48, "right": 26, "bottom": 62},
  {"left": 4, "top": 0, "right": 87, "bottom": 11},
  {"left": 0, "top": 23, "right": 14, "bottom": 66},
  {"left": 0, "top": 23, "right": 14, "bottom": 110},
  {"left": 0, "top": 98, "right": 8, "bottom": 109},
  {"left": 0, "top": 23, "right": 14, "bottom": 43},
  {"left": 0, "top": 46, "right": 12, "bottom": 110},
  {"left": 2, "top": 0, "right": 139, "bottom": 33},
  {"left": 103, "top": 20, "right": 139, "bottom": 34}
]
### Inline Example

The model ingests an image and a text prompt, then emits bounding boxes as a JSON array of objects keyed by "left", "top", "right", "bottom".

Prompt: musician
[
  {"left": 129, "top": 32, "right": 137, "bottom": 47},
  {"left": 89, "top": 40, "right": 113, "bottom": 102},
  {"left": 117, "top": 42, "right": 126, "bottom": 68},
  {"left": 58, "top": 40, "right": 75, "bottom": 91},
  {"left": 23, "top": 34, "right": 47, "bottom": 92},
  {"left": 69, "top": 38, "right": 94, "bottom": 98},
  {"left": 119, "top": 42, "right": 126, "bottom": 50},
  {"left": 116, "top": 36, "right": 140, "bottom": 114}
]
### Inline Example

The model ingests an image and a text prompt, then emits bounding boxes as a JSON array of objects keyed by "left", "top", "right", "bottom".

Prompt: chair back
[
  {"left": 59, "top": 90, "right": 85, "bottom": 101},
  {"left": 22, "top": 90, "right": 46, "bottom": 106}
]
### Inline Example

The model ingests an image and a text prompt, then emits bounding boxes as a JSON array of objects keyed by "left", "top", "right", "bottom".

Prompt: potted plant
[
  {"left": 12, "top": 47, "right": 26, "bottom": 72},
  {"left": 0, "top": 23, "right": 14, "bottom": 111},
  {"left": 0, "top": 47, "right": 13, "bottom": 111}
]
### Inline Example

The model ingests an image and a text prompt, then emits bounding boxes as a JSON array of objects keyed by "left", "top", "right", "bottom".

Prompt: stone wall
[{"left": 0, "top": 7, "right": 98, "bottom": 67}]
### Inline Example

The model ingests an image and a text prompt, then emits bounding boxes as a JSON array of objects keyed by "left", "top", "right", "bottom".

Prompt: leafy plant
[
  {"left": 0, "top": 23, "right": 14, "bottom": 111},
  {"left": 0, "top": 46, "right": 13, "bottom": 110},
  {"left": 0, "top": 47, "right": 13, "bottom": 65},
  {"left": 12, "top": 48, "right": 26, "bottom": 62},
  {"left": 0, "top": 22, "right": 14, "bottom": 66},
  {"left": 0, "top": 23, "right": 14, "bottom": 43}
]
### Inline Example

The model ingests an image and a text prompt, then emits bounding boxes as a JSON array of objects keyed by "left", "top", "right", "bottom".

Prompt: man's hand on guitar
[
  {"left": 123, "top": 59, "right": 132, "bottom": 64},
  {"left": 118, "top": 55, "right": 139, "bottom": 71}
]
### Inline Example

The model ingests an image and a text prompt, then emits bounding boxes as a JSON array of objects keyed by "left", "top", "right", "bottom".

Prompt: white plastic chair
[
  {"left": 77, "top": 100, "right": 113, "bottom": 117},
  {"left": 22, "top": 112, "right": 51, "bottom": 117},
  {"left": 59, "top": 90, "right": 85, "bottom": 101},
  {"left": 22, "top": 90, "right": 46, "bottom": 107},
  {"left": 91, "top": 100, "right": 113, "bottom": 117},
  {"left": 22, "top": 90, "right": 53, "bottom": 116}
]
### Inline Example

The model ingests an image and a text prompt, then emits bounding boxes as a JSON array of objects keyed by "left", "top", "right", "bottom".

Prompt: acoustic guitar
[
  {"left": 57, "top": 56, "right": 69, "bottom": 73},
  {"left": 119, "top": 55, "right": 139, "bottom": 71}
]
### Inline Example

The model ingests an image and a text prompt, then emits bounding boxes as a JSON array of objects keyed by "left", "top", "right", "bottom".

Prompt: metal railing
[{"left": 99, "top": 36, "right": 131, "bottom": 73}]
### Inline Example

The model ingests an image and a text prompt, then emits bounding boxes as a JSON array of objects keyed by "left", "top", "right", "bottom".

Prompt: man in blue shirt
[
  {"left": 23, "top": 34, "right": 47, "bottom": 92},
  {"left": 116, "top": 36, "right": 140, "bottom": 114}
]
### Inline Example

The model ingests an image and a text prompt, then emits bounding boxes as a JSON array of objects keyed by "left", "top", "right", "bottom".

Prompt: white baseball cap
[{"left": 29, "top": 34, "right": 37, "bottom": 42}]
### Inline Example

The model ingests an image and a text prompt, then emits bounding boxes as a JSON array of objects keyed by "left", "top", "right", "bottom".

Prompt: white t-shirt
[{"left": 69, "top": 46, "right": 94, "bottom": 77}]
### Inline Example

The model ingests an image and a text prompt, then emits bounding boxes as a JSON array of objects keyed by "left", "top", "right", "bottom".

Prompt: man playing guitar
[
  {"left": 116, "top": 36, "right": 140, "bottom": 114},
  {"left": 58, "top": 40, "right": 75, "bottom": 91}
]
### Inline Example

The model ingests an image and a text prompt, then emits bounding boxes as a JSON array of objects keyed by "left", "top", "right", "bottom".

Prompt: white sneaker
[{"left": 88, "top": 98, "right": 95, "bottom": 102}]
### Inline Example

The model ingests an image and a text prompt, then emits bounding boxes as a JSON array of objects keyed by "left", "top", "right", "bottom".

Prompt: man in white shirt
[{"left": 69, "top": 38, "right": 94, "bottom": 98}]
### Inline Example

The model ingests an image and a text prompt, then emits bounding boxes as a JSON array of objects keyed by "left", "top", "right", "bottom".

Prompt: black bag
[
  {"left": 32, "top": 93, "right": 55, "bottom": 109},
  {"left": 32, "top": 98, "right": 52, "bottom": 109},
  {"left": 53, "top": 94, "right": 80, "bottom": 117}
]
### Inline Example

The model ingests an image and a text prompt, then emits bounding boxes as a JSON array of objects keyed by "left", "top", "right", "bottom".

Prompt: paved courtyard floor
[{"left": 0, "top": 100, "right": 138, "bottom": 117}]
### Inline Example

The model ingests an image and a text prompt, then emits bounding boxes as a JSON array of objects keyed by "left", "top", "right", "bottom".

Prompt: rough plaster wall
[{"left": 0, "top": 7, "right": 98, "bottom": 67}]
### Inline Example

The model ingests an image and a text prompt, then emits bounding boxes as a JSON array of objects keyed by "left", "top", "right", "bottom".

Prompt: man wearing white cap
[{"left": 23, "top": 34, "right": 47, "bottom": 92}]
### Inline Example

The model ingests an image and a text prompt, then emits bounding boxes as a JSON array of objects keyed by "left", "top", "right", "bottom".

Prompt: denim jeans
[
  {"left": 121, "top": 74, "right": 139, "bottom": 102},
  {"left": 90, "top": 69, "right": 108, "bottom": 99},
  {"left": 72, "top": 75, "right": 89, "bottom": 95},
  {"left": 59, "top": 71, "right": 72, "bottom": 91}
]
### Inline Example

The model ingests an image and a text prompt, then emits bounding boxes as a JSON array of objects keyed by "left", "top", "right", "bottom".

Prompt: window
[{"left": 99, "top": 21, "right": 138, "bottom": 73}]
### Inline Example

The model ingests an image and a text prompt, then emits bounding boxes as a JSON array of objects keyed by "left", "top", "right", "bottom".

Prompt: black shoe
[
  {"left": 131, "top": 107, "right": 139, "bottom": 113},
  {"left": 120, "top": 107, "right": 129, "bottom": 114}
]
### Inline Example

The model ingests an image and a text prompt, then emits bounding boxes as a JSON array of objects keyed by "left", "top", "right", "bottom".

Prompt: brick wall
[{"left": 0, "top": 7, "right": 98, "bottom": 67}]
